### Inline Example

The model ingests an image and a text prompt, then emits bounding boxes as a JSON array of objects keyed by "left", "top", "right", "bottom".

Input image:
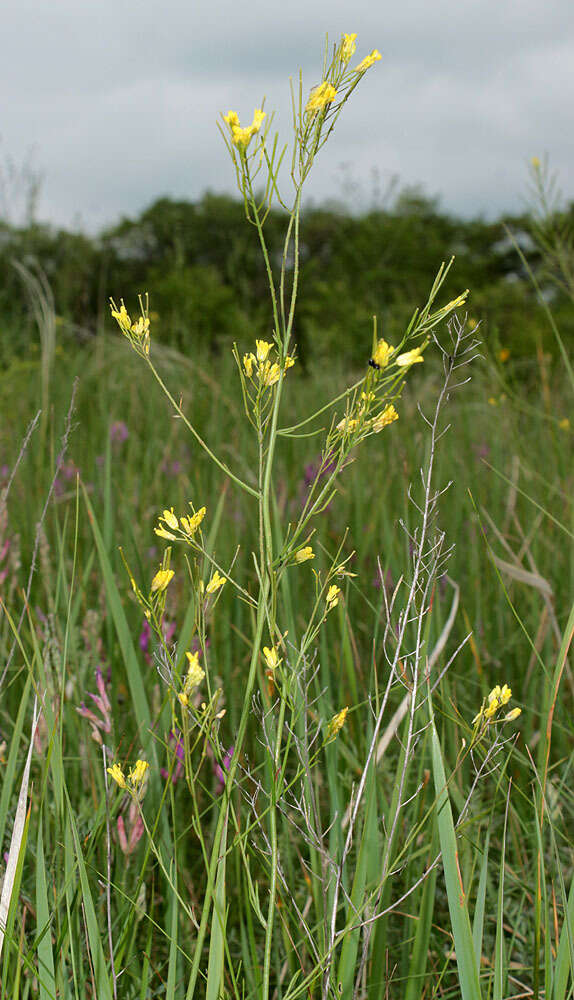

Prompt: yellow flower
[
  {"left": 256, "top": 340, "right": 272, "bottom": 362},
  {"left": 243, "top": 353, "right": 255, "bottom": 377},
  {"left": 107, "top": 763, "right": 127, "bottom": 789},
  {"left": 340, "top": 33, "right": 357, "bottom": 62},
  {"left": 443, "top": 290, "right": 469, "bottom": 311},
  {"left": 371, "top": 338, "right": 393, "bottom": 369},
  {"left": 151, "top": 568, "right": 174, "bottom": 593},
  {"left": 155, "top": 525, "right": 177, "bottom": 541},
  {"left": 497, "top": 348, "right": 510, "bottom": 363},
  {"left": 396, "top": 347, "right": 424, "bottom": 367},
  {"left": 206, "top": 570, "right": 226, "bottom": 595},
  {"left": 110, "top": 302, "right": 131, "bottom": 332},
  {"left": 371, "top": 404, "right": 398, "bottom": 432},
  {"left": 260, "top": 361, "right": 281, "bottom": 387},
  {"left": 336, "top": 416, "right": 358, "bottom": 433},
  {"left": 285, "top": 355, "right": 296, "bottom": 371},
  {"left": 468, "top": 317, "right": 478, "bottom": 330},
  {"left": 181, "top": 506, "right": 206, "bottom": 536},
  {"left": 353, "top": 49, "right": 382, "bottom": 73},
  {"left": 263, "top": 646, "right": 280, "bottom": 671},
  {"left": 326, "top": 706, "right": 349, "bottom": 741},
  {"left": 531, "top": 156, "right": 541, "bottom": 169},
  {"left": 306, "top": 82, "right": 337, "bottom": 113},
  {"left": 224, "top": 108, "right": 266, "bottom": 149},
  {"left": 184, "top": 650, "right": 205, "bottom": 690},
  {"left": 162, "top": 508, "right": 179, "bottom": 530},
  {"left": 128, "top": 759, "right": 149, "bottom": 787},
  {"left": 326, "top": 585, "right": 341, "bottom": 611},
  {"left": 295, "top": 546, "right": 315, "bottom": 563},
  {"left": 504, "top": 707, "right": 522, "bottom": 722},
  {"left": 559, "top": 418, "right": 570, "bottom": 430}
]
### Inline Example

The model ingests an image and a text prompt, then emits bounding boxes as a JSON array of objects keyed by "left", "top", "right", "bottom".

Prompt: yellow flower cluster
[
  {"left": 179, "top": 650, "right": 205, "bottom": 707},
  {"left": 205, "top": 570, "right": 226, "bottom": 595},
  {"left": 473, "top": 683, "right": 521, "bottom": 725},
  {"left": 326, "top": 585, "right": 341, "bottom": 612},
  {"left": 353, "top": 49, "right": 382, "bottom": 73},
  {"left": 305, "top": 81, "right": 337, "bottom": 114},
  {"left": 107, "top": 759, "right": 149, "bottom": 792},
  {"left": 340, "top": 33, "right": 357, "bottom": 63},
  {"left": 151, "top": 567, "right": 174, "bottom": 593},
  {"left": 371, "top": 403, "right": 399, "bottom": 433},
  {"left": 263, "top": 646, "right": 280, "bottom": 671},
  {"left": 371, "top": 339, "right": 424, "bottom": 371},
  {"left": 295, "top": 546, "right": 315, "bottom": 563},
  {"left": 223, "top": 108, "right": 266, "bottom": 150},
  {"left": 326, "top": 706, "right": 349, "bottom": 742},
  {"left": 110, "top": 298, "right": 151, "bottom": 356},
  {"left": 243, "top": 340, "right": 295, "bottom": 388},
  {"left": 155, "top": 504, "right": 206, "bottom": 542}
]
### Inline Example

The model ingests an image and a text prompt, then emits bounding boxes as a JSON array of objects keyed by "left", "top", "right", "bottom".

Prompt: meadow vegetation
[{"left": 0, "top": 34, "right": 573, "bottom": 1000}]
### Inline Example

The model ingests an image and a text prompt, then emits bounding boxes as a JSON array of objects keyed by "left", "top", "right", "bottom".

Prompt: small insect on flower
[{"left": 369, "top": 338, "right": 393, "bottom": 370}]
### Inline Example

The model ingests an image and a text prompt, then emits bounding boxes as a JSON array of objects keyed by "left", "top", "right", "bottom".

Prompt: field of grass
[{"left": 1, "top": 33, "right": 573, "bottom": 1000}]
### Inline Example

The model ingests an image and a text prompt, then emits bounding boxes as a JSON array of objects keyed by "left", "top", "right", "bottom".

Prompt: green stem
[
  {"left": 185, "top": 584, "right": 270, "bottom": 1000},
  {"left": 146, "top": 358, "right": 259, "bottom": 499}
]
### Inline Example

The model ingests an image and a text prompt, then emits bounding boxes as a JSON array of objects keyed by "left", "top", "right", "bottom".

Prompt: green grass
[{"left": 0, "top": 331, "right": 572, "bottom": 998}]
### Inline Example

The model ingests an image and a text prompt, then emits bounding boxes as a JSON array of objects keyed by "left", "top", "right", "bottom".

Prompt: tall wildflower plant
[{"left": 106, "top": 34, "right": 519, "bottom": 1000}]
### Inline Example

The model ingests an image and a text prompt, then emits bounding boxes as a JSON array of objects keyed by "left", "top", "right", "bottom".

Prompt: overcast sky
[{"left": 1, "top": 0, "right": 573, "bottom": 232}]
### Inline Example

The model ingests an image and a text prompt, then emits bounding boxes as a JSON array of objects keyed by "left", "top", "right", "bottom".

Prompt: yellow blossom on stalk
[
  {"left": 151, "top": 568, "right": 174, "bottom": 593},
  {"left": 504, "top": 707, "right": 522, "bottom": 722},
  {"left": 223, "top": 108, "right": 266, "bottom": 150},
  {"left": 179, "top": 651, "right": 205, "bottom": 706},
  {"left": 162, "top": 508, "right": 178, "bottom": 530},
  {"left": 243, "top": 353, "right": 255, "bottom": 377},
  {"left": 353, "top": 49, "right": 382, "bottom": 73},
  {"left": 285, "top": 355, "right": 295, "bottom": 371},
  {"left": 295, "top": 546, "right": 315, "bottom": 563},
  {"left": 263, "top": 646, "right": 280, "bottom": 671},
  {"left": 340, "top": 33, "right": 357, "bottom": 62},
  {"left": 110, "top": 298, "right": 151, "bottom": 355},
  {"left": 371, "top": 339, "right": 393, "bottom": 369},
  {"left": 181, "top": 506, "right": 206, "bottom": 536},
  {"left": 128, "top": 759, "right": 149, "bottom": 787},
  {"left": 326, "top": 585, "right": 341, "bottom": 611},
  {"left": 260, "top": 361, "right": 281, "bottom": 387},
  {"left": 531, "top": 156, "right": 541, "bottom": 169},
  {"left": 371, "top": 404, "right": 399, "bottom": 432},
  {"left": 206, "top": 570, "right": 226, "bottom": 595},
  {"left": 306, "top": 81, "right": 337, "bottom": 113},
  {"left": 336, "top": 415, "right": 358, "bottom": 433},
  {"left": 326, "top": 706, "right": 349, "bottom": 742},
  {"left": 396, "top": 347, "right": 424, "bottom": 367},
  {"left": 443, "top": 290, "right": 469, "bottom": 311},
  {"left": 256, "top": 340, "right": 272, "bottom": 362},
  {"left": 107, "top": 763, "right": 127, "bottom": 789},
  {"left": 473, "top": 682, "right": 514, "bottom": 724}
]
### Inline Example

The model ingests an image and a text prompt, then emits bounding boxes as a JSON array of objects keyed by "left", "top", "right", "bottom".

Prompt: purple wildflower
[
  {"left": 214, "top": 745, "right": 234, "bottom": 794},
  {"left": 161, "top": 729, "right": 185, "bottom": 784},
  {"left": 110, "top": 421, "right": 129, "bottom": 444},
  {"left": 76, "top": 665, "right": 112, "bottom": 744}
]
